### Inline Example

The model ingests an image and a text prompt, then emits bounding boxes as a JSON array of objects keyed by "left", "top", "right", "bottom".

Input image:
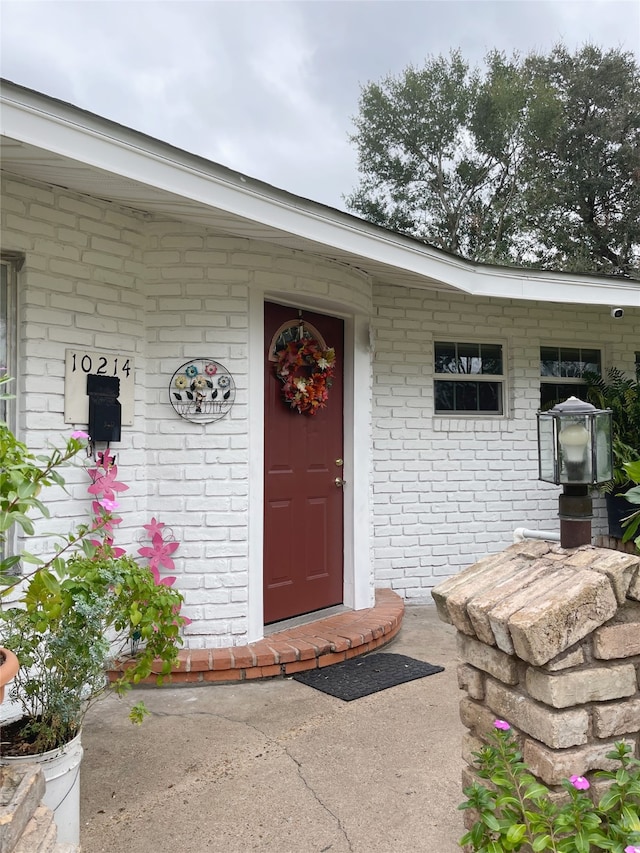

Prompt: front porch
[{"left": 109, "top": 589, "right": 404, "bottom": 686}]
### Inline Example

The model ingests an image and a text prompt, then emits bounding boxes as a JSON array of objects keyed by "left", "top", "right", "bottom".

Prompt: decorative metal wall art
[{"left": 169, "top": 358, "right": 235, "bottom": 424}]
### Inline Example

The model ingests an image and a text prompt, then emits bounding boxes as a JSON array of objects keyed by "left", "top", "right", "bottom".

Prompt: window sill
[{"left": 432, "top": 416, "right": 514, "bottom": 433}]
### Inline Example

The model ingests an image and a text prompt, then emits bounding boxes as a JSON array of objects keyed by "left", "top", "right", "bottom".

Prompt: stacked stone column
[{"left": 432, "top": 540, "right": 640, "bottom": 797}]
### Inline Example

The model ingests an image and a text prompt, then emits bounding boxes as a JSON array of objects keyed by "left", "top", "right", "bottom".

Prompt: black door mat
[{"left": 292, "top": 653, "right": 444, "bottom": 701}]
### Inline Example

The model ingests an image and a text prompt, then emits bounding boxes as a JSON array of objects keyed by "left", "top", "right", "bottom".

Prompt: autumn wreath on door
[{"left": 275, "top": 335, "right": 336, "bottom": 415}]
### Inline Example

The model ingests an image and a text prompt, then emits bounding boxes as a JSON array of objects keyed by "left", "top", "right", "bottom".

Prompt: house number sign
[{"left": 64, "top": 349, "right": 135, "bottom": 426}]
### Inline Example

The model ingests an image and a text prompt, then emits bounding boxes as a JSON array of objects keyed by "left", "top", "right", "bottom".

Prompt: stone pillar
[{"left": 432, "top": 541, "right": 640, "bottom": 798}]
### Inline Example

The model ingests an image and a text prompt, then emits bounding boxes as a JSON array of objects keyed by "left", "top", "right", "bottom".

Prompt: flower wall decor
[
  {"left": 169, "top": 358, "right": 235, "bottom": 424},
  {"left": 274, "top": 338, "right": 336, "bottom": 416}
]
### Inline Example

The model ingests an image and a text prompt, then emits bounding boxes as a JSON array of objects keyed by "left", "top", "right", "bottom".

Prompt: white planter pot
[{"left": 1, "top": 731, "right": 83, "bottom": 846}]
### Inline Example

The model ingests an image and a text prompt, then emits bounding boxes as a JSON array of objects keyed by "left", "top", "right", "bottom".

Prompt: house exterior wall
[
  {"left": 370, "top": 284, "right": 639, "bottom": 601},
  {"left": 2, "top": 173, "right": 638, "bottom": 645},
  {"left": 1, "top": 175, "right": 373, "bottom": 647},
  {"left": 1, "top": 175, "right": 149, "bottom": 560},
  {"left": 142, "top": 219, "right": 373, "bottom": 645}
]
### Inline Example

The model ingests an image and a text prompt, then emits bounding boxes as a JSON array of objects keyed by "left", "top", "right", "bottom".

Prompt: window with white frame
[
  {"left": 1, "top": 254, "right": 18, "bottom": 569},
  {"left": 0, "top": 255, "right": 18, "bottom": 424},
  {"left": 539, "top": 346, "right": 601, "bottom": 409},
  {"left": 434, "top": 341, "right": 504, "bottom": 414}
]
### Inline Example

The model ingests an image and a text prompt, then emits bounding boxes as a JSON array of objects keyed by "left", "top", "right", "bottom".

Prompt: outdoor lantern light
[{"left": 537, "top": 396, "right": 613, "bottom": 548}]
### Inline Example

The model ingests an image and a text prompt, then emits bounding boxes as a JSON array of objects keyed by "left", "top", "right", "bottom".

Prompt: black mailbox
[{"left": 87, "top": 374, "right": 121, "bottom": 442}]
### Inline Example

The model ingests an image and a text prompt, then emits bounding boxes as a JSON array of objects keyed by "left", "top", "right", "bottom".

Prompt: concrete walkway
[{"left": 80, "top": 605, "right": 465, "bottom": 853}]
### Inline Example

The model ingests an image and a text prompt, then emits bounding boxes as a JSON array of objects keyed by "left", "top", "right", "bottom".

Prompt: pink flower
[
  {"left": 624, "top": 846, "right": 640, "bottom": 853},
  {"left": 89, "top": 538, "right": 126, "bottom": 558},
  {"left": 147, "top": 565, "right": 177, "bottom": 588},
  {"left": 494, "top": 720, "right": 510, "bottom": 731},
  {"left": 569, "top": 775, "right": 590, "bottom": 790},
  {"left": 87, "top": 465, "right": 129, "bottom": 501},
  {"left": 96, "top": 450, "right": 115, "bottom": 468},
  {"left": 143, "top": 517, "right": 165, "bottom": 538},
  {"left": 91, "top": 500, "right": 122, "bottom": 533},
  {"left": 98, "top": 498, "right": 120, "bottom": 512},
  {"left": 138, "top": 537, "right": 179, "bottom": 572},
  {"left": 71, "top": 430, "right": 89, "bottom": 439}
]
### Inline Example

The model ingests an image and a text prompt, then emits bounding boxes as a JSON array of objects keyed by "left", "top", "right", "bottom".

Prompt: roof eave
[{"left": 1, "top": 79, "right": 638, "bottom": 308}]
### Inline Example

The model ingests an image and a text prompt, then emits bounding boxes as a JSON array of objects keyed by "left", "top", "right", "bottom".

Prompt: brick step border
[{"left": 109, "top": 589, "right": 404, "bottom": 686}]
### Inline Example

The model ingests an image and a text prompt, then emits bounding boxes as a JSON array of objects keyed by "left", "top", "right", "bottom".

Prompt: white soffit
[{"left": 1, "top": 82, "right": 639, "bottom": 308}]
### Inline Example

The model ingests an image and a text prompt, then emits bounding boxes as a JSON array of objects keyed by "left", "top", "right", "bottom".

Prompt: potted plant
[
  {"left": 1, "top": 552, "right": 185, "bottom": 844},
  {"left": 620, "top": 459, "right": 640, "bottom": 552},
  {"left": 0, "top": 406, "right": 186, "bottom": 845},
  {"left": 583, "top": 366, "right": 640, "bottom": 537},
  {"left": 0, "top": 645, "right": 18, "bottom": 704}
]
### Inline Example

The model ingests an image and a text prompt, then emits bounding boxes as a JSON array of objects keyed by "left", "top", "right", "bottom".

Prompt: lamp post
[{"left": 537, "top": 396, "right": 613, "bottom": 548}]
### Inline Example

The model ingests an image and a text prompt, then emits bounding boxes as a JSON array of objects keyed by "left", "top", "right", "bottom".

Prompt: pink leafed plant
[
  {"left": 137, "top": 520, "right": 191, "bottom": 624},
  {"left": 87, "top": 453, "right": 129, "bottom": 503},
  {"left": 84, "top": 457, "right": 190, "bottom": 624}
]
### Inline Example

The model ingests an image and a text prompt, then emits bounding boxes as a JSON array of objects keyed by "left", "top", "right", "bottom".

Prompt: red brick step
[{"left": 109, "top": 588, "right": 404, "bottom": 686}]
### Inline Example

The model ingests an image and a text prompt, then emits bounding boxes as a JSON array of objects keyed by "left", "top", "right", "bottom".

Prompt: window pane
[
  {"left": 540, "top": 347, "right": 560, "bottom": 377},
  {"left": 540, "top": 382, "right": 586, "bottom": 410},
  {"left": 434, "top": 342, "right": 457, "bottom": 374},
  {"left": 455, "top": 381, "right": 478, "bottom": 410},
  {"left": 0, "top": 263, "right": 6, "bottom": 370},
  {"left": 435, "top": 380, "right": 454, "bottom": 411},
  {"left": 581, "top": 349, "right": 600, "bottom": 374},
  {"left": 435, "top": 380, "right": 502, "bottom": 413},
  {"left": 560, "top": 348, "right": 583, "bottom": 377},
  {"left": 479, "top": 382, "right": 501, "bottom": 412},
  {"left": 435, "top": 342, "right": 504, "bottom": 414},
  {"left": 538, "top": 413, "right": 557, "bottom": 482},
  {"left": 457, "top": 343, "right": 480, "bottom": 374},
  {"left": 541, "top": 346, "right": 601, "bottom": 381},
  {"left": 0, "top": 264, "right": 6, "bottom": 424},
  {"left": 480, "top": 344, "right": 502, "bottom": 375},
  {"left": 435, "top": 341, "right": 503, "bottom": 376}
]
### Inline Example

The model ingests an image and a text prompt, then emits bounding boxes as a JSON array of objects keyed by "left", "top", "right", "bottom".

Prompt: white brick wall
[
  {"left": 1, "top": 176, "right": 373, "bottom": 646},
  {"left": 142, "top": 222, "right": 251, "bottom": 645},
  {"left": 370, "top": 284, "right": 638, "bottom": 601},
  {"left": 140, "top": 223, "right": 371, "bottom": 645},
  {"left": 2, "top": 173, "right": 637, "bottom": 645},
  {"left": 1, "top": 177, "right": 148, "bottom": 567}
]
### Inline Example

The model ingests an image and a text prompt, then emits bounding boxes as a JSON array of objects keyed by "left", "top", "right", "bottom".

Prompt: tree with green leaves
[{"left": 346, "top": 44, "right": 640, "bottom": 277}]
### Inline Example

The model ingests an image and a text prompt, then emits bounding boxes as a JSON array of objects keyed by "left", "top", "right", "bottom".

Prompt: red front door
[{"left": 264, "top": 301, "right": 344, "bottom": 624}]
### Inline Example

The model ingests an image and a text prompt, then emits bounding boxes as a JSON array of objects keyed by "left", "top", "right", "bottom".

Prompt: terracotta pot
[{"left": 0, "top": 647, "right": 19, "bottom": 704}]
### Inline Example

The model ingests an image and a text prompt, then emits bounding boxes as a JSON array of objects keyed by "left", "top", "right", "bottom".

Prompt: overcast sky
[{"left": 1, "top": 0, "right": 638, "bottom": 210}]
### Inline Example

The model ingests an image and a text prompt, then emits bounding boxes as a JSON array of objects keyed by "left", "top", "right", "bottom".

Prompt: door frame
[{"left": 247, "top": 288, "right": 373, "bottom": 642}]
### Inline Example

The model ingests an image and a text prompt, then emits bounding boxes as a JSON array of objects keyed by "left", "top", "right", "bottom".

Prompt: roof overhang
[{"left": 1, "top": 79, "right": 639, "bottom": 308}]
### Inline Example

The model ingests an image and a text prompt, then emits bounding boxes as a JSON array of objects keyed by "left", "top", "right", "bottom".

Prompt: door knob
[{"left": 334, "top": 477, "right": 346, "bottom": 488}]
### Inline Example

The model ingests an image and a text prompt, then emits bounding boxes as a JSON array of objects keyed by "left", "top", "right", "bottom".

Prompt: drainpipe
[{"left": 513, "top": 528, "right": 561, "bottom": 543}]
